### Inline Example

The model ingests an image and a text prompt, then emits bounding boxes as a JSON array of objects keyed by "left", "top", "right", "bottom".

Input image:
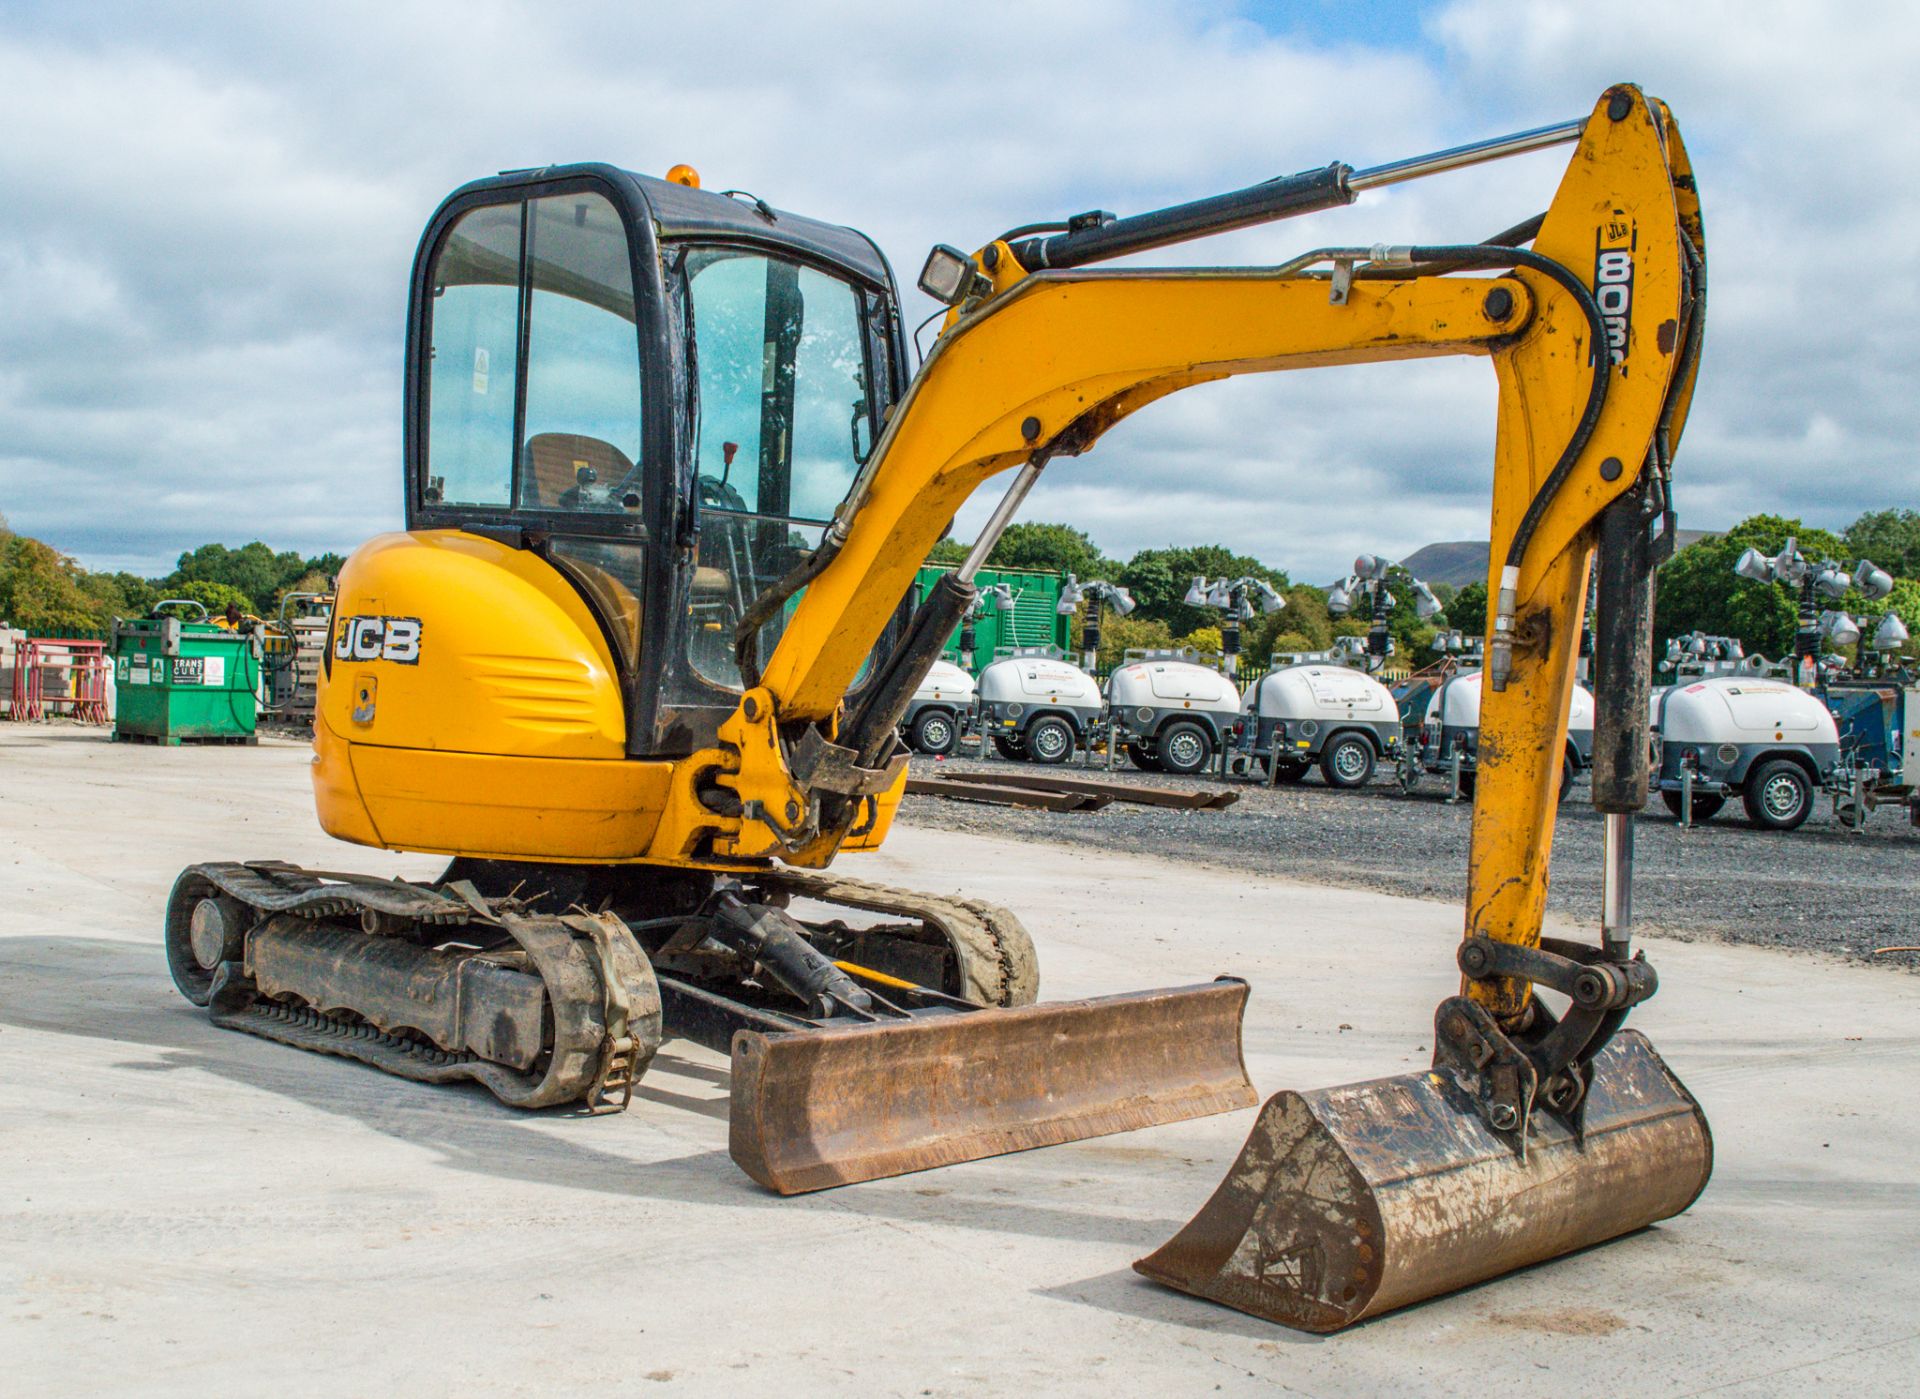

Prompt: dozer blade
[
  {"left": 729, "top": 979, "right": 1257, "bottom": 1194},
  {"left": 1135, "top": 1030, "right": 1711, "bottom": 1332}
]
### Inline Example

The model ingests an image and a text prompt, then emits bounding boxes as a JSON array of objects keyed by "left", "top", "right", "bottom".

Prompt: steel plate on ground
[
  {"left": 729, "top": 978, "right": 1256, "bottom": 1193},
  {"left": 1134, "top": 1030, "right": 1712, "bottom": 1331}
]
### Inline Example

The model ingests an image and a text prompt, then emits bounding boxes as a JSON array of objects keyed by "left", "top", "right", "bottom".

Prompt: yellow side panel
[
  {"left": 344, "top": 739, "right": 673, "bottom": 861},
  {"left": 321, "top": 530, "right": 627, "bottom": 761}
]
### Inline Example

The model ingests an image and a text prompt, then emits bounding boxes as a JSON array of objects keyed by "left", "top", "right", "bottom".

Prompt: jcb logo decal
[
  {"left": 1594, "top": 220, "right": 1636, "bottom": 368},
  {"left": 333, "top": 615, "right": 423, "bottom": 664}
]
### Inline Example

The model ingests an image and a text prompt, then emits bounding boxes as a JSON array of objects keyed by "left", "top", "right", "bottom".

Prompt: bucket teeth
[{"left": 1135, "top": 1030, "right": 1712, "bottom": 1332}]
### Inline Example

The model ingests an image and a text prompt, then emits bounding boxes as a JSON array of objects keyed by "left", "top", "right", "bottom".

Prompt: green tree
[
  {"left": 1448, "top": 581, "right": 1487, "bottom": 637},
  {"left": 1844, "top": 509, "right": 1920, "bottom": 579},
  {"left": 1089, "top": 613, "right": 1175, "bottom": 662},
  {"left": 926, "top": 536, "right": 970, "bottom": 566},
  {"left": 986, "top": 522, "right": 1117, "bottom": 579},
  {"left": 0, "top": 533, "right": 104, "bottom": 633},
  {"left": 79, "top": 570, "right": 156, "bottom": 621},
  {"left": 1177, "top": 624, "right": 1224, "bottom": 656},
  {"left": 166, "top": 540, "right": 310, "bottom": 614},
  {"left": 163, "top": 580, "right": 257, "bottom": 619}
]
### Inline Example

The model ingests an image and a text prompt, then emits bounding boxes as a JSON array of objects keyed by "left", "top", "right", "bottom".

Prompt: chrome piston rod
[
  {"left": 1347, "top": 118, "right": 1585, "bottom": 192},
  {"left": 1601, "top": 810, "right": 1634, "bottom": 960}
]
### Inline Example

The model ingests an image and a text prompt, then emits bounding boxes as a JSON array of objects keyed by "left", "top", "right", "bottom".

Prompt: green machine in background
[
  {"left": 111, "top": 602, "right": 261, "bottom": 745},
  {"left": 915, "top": 565, "right": 1071, "bottom": 675}
]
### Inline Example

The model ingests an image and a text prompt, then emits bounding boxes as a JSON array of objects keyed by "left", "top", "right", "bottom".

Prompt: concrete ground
[{"left": 3, "top": 725, "right": 1917, "bottom": 1397}]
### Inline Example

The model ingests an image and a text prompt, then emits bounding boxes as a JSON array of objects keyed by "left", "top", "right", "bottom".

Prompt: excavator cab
[{"left": 406, "top": 169, "right": 911, "bottom": 760}]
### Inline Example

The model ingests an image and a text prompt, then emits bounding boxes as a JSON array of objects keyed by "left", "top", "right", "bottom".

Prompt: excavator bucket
[
  {"left": 729, "top": 979, "right": 1257, "bottom": 1194},
  {"left": 1135, "top": 1031, "right": 1711, "bottom": 1331}
]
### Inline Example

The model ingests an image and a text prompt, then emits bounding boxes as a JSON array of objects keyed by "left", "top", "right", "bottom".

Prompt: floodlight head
[
  {"left": 1813, "top": 563, "right": 1852, "bottom": 601},
  {"left": 1733, "top": 547, "right": 1772, "bottom": 583},
  {"left": 1107, "top": 584, "right": 1136, "bottom": 617},
  {"left": 1183, "top": 576, "right": 1210, "bottom": 608},
  {"left": 1252, "top": 580, "right": 1286, "bottom": 615},
  {"left": 1684, "top": 634, "right": 1707, "bottom": 656},
  {"left": 1205, "top": 582, "right": 1233, "bottom": 609},
  {"left": 983, "top": 582, "right": 1014, "bottom": 611},
  {"left": 1327, "top": 581, "right": 1353, "bottom": 617},
  {"left": 1774, "top": 539, "right": 1808, "bottom": 585},
  {"left": 1412, "top": 579, "right": 1443, "bottom": 621},
  {"left": 1664, "top": 637, "right": 1683, "bottom": 665},
  {"left": 1874, "top": 612, "right": 1910, "bottom": 651},
  {"left": 1056, "top": 576, "right": 1084, "bottom": 614},
  {"left": 1821, "top": 610, "right": 1861, "bottom": 647},
  {"left": 1855, "top": 559, "right": 1894, "bottom": 600}
]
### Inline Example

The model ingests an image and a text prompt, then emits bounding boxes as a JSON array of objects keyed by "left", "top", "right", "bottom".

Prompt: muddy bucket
[
  {"left": 1135, "top": 1030, "right": 1711, "bottom": 1331},
  {"left": 730, "top": 978, "right": 1257, "bottom": 1194}
]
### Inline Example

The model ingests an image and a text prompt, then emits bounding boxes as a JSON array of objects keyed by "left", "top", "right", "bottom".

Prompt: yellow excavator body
[{"left": 165, "top": 82, "right": 1711, "bottom": 1331}]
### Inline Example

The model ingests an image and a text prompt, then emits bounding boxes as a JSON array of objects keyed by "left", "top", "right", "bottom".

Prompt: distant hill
[
  {"left": 1400, "top": 530, "right": 1718, "bottom": 588},
  {"left": 1398, "top": 541, "right": 1488, "bottom": 588}
]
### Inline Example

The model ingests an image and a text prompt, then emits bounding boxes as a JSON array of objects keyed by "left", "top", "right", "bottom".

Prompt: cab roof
[{"left": 447, "top": 161, "right": 897, "bottom": 291}]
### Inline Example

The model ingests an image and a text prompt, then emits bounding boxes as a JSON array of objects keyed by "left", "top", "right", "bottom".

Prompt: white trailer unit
[
  {"left": 976, "top": 651, "right": 1103, "bottom": 764},
  {"left": 1229, "top": 664, "right": 1402, "bottom": 787},
  {"left": 1419, "top": 670, "right": 1596, "bottom": 798},
  {"left": 1106, "top": 657, "right": 1242, "bottom": 775},
  {"left": 898, "top": 659, "right": 976, "bottom": 756},
  {"left": 1652, "top": 676, "right": 1839, "bottom": 830}
]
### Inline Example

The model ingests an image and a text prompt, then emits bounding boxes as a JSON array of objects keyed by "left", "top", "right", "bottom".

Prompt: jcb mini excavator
[{"left": 167, "top": 84, "right": 1710, "bottom": 1330}]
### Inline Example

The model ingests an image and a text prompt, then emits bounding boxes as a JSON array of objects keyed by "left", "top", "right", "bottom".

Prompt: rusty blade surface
[
  {"left": 729, "top": 979, "right": 1256, "bottom": 1194},
  {"left": 1135, "top": 1030, "right": 1712, "bottom": 1332}
]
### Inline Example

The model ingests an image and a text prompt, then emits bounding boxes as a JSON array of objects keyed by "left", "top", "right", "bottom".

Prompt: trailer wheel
[
  {"left": 1125, "top": 743, "right": 1161, "bottom": 772},
  {"left": 1024, "top": 716, "right": 1075, "bottom": 765},
  {"left": 1272, "top": 761, "right": 1309, "bottom": 784},
  {"left": 1661, "top": 790, "right": 1724, "bottom": 822},
  {"left": 909, "top": 709, "right": 958, "bottom": 756},
  {"left": 1743, "top": 759, "right": 1814, "bottom": 831},
  {"left": 991, "top": 735, "right": 1024, "bottom": 761},
  {"left": 1158, "top": 721, "right": 1212, "bottom": 775},
  {"left": 1320, "top": 734, "right": 1375, "bottom": 788}
]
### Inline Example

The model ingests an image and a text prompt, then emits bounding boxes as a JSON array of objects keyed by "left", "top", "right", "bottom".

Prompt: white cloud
[{"left": 0, "top": 0, "right": 1912, "bottom": 585}]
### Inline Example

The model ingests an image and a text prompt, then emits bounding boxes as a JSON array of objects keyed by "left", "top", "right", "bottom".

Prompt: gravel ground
[{"left": 901, "top": 749, "right": 1920, "bottom": 964}]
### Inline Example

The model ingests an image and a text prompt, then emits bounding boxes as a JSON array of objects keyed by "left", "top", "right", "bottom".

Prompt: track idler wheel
[{"left": 164, "top": 870, "right": 242, "bottom": 1007}]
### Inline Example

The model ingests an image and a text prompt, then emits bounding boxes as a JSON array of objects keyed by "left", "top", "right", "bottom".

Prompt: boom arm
[{"left": 658, "top": 86, "right": 1705, "bottom": 984}]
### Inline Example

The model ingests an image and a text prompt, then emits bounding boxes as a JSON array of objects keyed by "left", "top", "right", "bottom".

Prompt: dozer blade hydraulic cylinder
[
  {"left": 729, "top": 979, "right": 1256, "bottom": 1194},
  {"left": 1135, "top": 1031, "right": 1711, "bottom": 1331}
]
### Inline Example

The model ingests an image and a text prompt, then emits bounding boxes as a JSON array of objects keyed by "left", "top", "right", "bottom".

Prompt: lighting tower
[
  {"left": 1732, "top": 539, "right": 1890, "bottom": 686},
  {"left": 1057, "top": 575, "right": 1136, "bottom": 672},
  {"left": 1183, "top": 575, "right": 1286, "bottom": 677},
  {"left": 1327, "top": 554, "right": 1443, "bottom": 671}
]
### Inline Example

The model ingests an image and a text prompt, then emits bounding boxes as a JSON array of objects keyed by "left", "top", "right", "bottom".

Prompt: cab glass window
[
  {"left": 423, "top": 203, "right": 521, "bottom": 507},
  {"left": 519, "top": 193, "right": 645, "bottom": 515},
  {"left": 684, "top": 248, "right": 873, "bottom": 688}
]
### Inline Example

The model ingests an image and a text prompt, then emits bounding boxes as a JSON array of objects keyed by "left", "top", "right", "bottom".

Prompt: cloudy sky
[{"left": 0, "top": 0, "right": 1912, "bottom": 583}]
